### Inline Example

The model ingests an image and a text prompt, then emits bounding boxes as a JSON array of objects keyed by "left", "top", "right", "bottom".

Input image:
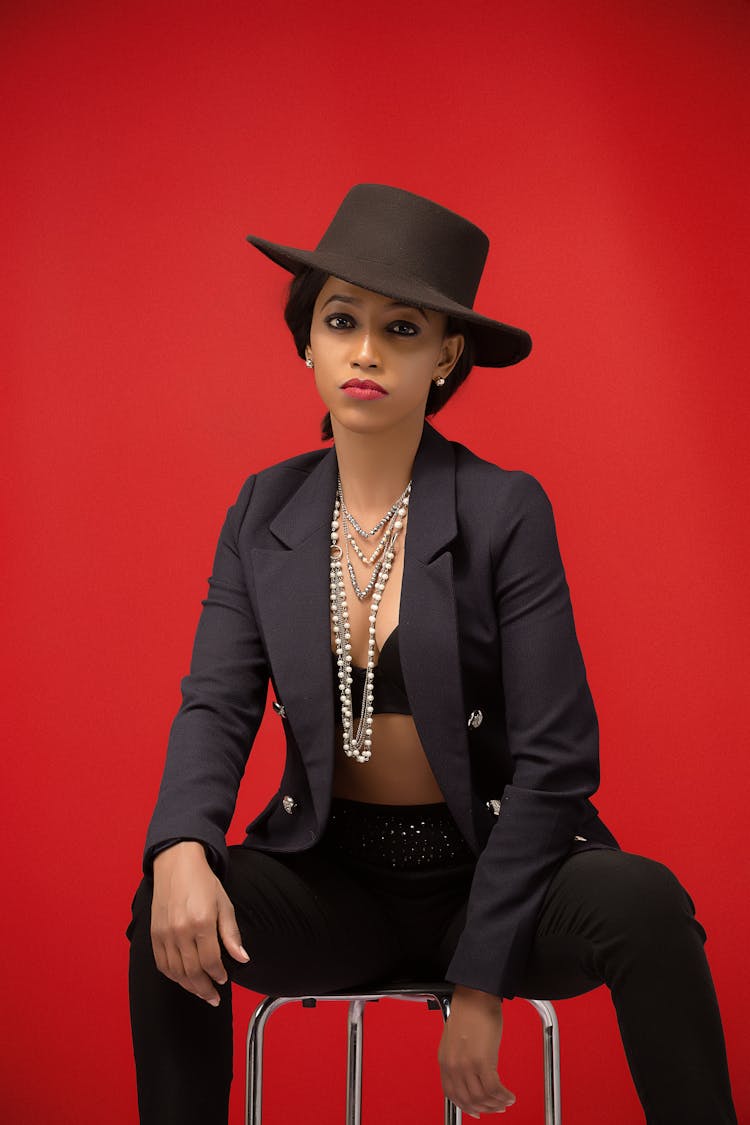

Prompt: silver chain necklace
[
  {"left": 330, "top": 479, "right": 411, "bottom": 762},
  {"left": 337, "top": 480, "right": 411, "bottom": 599},
  {"left": 340, "top": 481, "right": 411, "bottom": 538},
  {"left": 341, "top": 518, "right": 392, "bottom": 566}
]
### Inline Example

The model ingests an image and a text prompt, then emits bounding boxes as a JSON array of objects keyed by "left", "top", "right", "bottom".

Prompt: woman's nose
[{"left": 350, "top": 330, "right": 381, "bottom": 369}]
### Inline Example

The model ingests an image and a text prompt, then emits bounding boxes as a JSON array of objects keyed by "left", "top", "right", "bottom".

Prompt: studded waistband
[{"left": 323, "top": 797, "right": 476, "bottom": 870}]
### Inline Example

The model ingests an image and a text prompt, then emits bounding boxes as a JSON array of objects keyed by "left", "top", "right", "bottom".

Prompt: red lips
[{"left": 341, "top": 378, "right": 387, "bottom": 393}]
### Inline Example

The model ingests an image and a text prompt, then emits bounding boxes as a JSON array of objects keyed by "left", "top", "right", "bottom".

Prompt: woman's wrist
[
  {"left": 451, "top": 984, "right": 503, "bottom": 1008},
  {"left": 152, "top": 839, "right": 208, "bottom": 872}
]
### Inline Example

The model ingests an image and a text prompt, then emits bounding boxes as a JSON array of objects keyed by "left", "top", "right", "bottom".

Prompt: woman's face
[{"left": 308, "top": 276, "right": 464, "bottom": 436}]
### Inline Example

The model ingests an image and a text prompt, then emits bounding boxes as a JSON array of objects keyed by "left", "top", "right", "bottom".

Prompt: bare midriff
[
  {"left": 332, "top": 715, "right": 445, "bottom": 803},
  {"left": 330, "top": 517, "right": 446, "bottom": 805}
]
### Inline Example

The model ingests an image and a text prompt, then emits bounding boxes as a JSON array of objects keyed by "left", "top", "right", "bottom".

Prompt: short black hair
[{"left": 283, "top": 266, "right": 476, "bottom": 442}]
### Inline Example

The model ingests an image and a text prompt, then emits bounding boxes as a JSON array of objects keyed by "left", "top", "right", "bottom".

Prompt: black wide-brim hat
[{"left": 246, "top": 183, "right": 531, "bottom": 368}]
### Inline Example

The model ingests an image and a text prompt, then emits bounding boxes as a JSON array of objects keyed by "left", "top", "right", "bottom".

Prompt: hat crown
[{"left": 315, "top": 184, "right": 489, "bottom": 310}]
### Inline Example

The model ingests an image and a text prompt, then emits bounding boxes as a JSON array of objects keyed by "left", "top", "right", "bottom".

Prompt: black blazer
[{"left": 144, "top": 419, "right": 619, "bottom": 999}]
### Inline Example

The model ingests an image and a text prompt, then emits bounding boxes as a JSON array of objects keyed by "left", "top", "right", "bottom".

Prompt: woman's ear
[{"left": 438, "top": 332, "right": 465, "bottom": 378}]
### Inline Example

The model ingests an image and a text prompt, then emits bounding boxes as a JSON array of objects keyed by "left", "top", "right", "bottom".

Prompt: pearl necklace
[{"left": 330, "top": 480, "right": 411, "bottom": 762}]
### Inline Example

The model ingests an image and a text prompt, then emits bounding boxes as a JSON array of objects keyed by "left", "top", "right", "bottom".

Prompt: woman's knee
[
  {"left": 619, "top": 854, "right": 700, "bottom": 938},
  {"left": 565, "top": 850, "right": 704, "bottom": 949}
]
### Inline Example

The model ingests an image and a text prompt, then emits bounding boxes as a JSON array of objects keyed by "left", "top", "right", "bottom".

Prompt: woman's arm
[
  {"left": 142, "top": 473, "right": 269, "bottom": 1000},
  {"left": 438, "top": 985, "right": 515, "bottom": 1118},
  {"left": 439, "top": 470, "right": 598, "bottom": 1112},
  {"left": 143, "top": 472, "right": 270, "bottom": 881},
  {"left": 445, "top": 471, "right": 601, "bottom": 999}
]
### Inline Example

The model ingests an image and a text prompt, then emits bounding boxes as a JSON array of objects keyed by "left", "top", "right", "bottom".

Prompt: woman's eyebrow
[{"left": 322, "top": 293, "right": 429, "bottom": 323}]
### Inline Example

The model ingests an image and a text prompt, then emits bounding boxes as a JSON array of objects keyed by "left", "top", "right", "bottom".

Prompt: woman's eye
[
  {"left": 389, "top": 321, "right": 419, "bottom": 337},
  {"left": 325, "top": 314, "right": 354, "bottom": 330}
]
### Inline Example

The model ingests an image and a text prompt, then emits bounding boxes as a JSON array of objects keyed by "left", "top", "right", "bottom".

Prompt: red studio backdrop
[{"left": 2, "top": 2, "right": 748, "bottom": 1122}]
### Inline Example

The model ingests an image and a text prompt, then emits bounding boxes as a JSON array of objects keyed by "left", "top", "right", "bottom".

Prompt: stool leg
[
  {"left": 246, "top": 997, "right": 291, "bottom": 1125},
  {"left": 524, "top": 1000, "right": 561, "bottom": 1125},
  {"left": 438, "top": 994, "right": 462, "bottom": 1125},
  {"left": 346, "top": 998, "right": 366, "bottom": 1125}
]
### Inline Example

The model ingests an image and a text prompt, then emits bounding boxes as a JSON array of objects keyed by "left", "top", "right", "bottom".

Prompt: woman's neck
[{"left": 331, "top": 414, "right": 424, "bottom": 521}]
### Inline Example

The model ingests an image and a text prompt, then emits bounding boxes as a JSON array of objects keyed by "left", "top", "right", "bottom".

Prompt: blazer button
[
  {"left": 282, "top": 795, "right": 297, "bottom": 814},
  {"left": 272, "top": 700, "right": 286, "bottom": 718},
  {"left": 486, "top": 799, "right": 502, "bottom": 816},
  {"left": 468, "top": 709, "right": 483, "bottom": 729}
]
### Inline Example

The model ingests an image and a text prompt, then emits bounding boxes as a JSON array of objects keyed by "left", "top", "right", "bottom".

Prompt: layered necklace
[{"left": 329, "top": 477, "right": 411, "bottom": 762}]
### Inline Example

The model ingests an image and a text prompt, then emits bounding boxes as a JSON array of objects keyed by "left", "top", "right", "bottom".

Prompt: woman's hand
[
  {"left": 438, "top": 985, "right": 516, "bottom": 1118},
  {"left": 150, "top": 841, "right": 250, "bottom": 1005}
]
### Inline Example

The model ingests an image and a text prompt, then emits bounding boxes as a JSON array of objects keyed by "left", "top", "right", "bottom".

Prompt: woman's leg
[
  {"left": 127, "top": 876, "right": 234, "bottom": 1125},
  {"left": 126, "top": 842, "right": 406, "bottom": 1125},
  {"left": 437, "top": 848, "right": 737, "bottom": 1125}
]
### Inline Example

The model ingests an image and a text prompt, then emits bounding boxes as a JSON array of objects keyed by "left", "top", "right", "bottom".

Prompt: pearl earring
[
  {"left": 435, "top": 376, "right": 446, "bottom": 386},
  {"left": 305, "top": 357, "right": 314, "bottom": 368}
]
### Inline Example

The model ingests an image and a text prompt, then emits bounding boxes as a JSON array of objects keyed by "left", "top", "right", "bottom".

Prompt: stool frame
[{"left": 245, "top": 984, "right": 561, "bottom": 1125}]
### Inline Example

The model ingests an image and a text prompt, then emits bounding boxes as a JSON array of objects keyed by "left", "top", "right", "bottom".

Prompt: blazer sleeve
[
  {"left": 445, "top": 472, "right": 600, "bottom": 999},
  {"left": 142, "top": 473, "right": 270, "bottom": 879}
]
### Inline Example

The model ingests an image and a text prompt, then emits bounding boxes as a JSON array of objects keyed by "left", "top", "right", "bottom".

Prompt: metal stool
[{"left": 245, "top": 982, "right": 561, "bottom": 1124}]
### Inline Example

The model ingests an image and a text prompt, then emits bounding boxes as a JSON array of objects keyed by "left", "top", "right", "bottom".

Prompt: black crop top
[{"left": 331, "top": 625, "right": 411, "bottom": 719}]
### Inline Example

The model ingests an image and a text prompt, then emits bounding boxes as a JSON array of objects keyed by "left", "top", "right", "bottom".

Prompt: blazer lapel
[
  {"left": 251, "top": 449, "right": 339, "bottom": 832},
  {"left": 400, "top": 422, "right": 478, "bottom": 850}
]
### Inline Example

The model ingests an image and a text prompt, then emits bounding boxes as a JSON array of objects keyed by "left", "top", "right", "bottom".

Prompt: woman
[{"left": 127, "top": 184, "right": 737, "bottom": 1123}]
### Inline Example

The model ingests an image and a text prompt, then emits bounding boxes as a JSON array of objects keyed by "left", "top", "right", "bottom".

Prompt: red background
[{"left": 3, "top": 2, "right": 748, "bottom": 1121}]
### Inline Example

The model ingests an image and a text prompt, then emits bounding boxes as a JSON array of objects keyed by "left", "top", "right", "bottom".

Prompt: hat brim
[{"left": 246, "top": 235, "right": 531, "bottom": 368}]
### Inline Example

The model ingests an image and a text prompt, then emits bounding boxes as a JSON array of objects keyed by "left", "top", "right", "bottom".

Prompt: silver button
[
  {"left": 486, "top": 799, "right": 502, "bottom": 816},
  {"left": 282, "top": 795, "right": 297, "bottom": 814},
  {"left": 468, "top": 709, "right": 483, "bottom": 729},
  {"left": 272, "top": 700, "right": 286, "bottom": 718}
]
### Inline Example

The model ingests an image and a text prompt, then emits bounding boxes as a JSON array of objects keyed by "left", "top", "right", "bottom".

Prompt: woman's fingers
[
  {"left": 475, "top": 1069, "right": 515, "bottom": 1109},
  {"left": 445, "top": 1067, "right": 516, "bottom": 1117},
  {"left": 464, "top": 1069, "right": 514, "bottom": 1111},
  {"left": 195, "top": 926, "right": 229, "bottom": 986},
  {"left": 181, "top": 932, "right": 223, "bottom": 1004},
  {"left": 153, "top": 919, "right": 222, "bottom": 1004},
  {"left": 163, "top": 938, "right": 187, "bottom": 986}
]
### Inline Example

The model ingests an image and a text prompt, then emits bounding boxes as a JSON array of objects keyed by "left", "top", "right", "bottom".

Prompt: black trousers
[{"left": 127, "top": 822, "right": 737, "bottom": 1125}]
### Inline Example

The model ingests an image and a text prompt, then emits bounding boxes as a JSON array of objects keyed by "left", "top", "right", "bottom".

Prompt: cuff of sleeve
[
  {"left": 143, "top": 837, "right": 224, "bottom": 878},
  {"left": 444, "top": 914, "right": 534, "bottom": 1001}
]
